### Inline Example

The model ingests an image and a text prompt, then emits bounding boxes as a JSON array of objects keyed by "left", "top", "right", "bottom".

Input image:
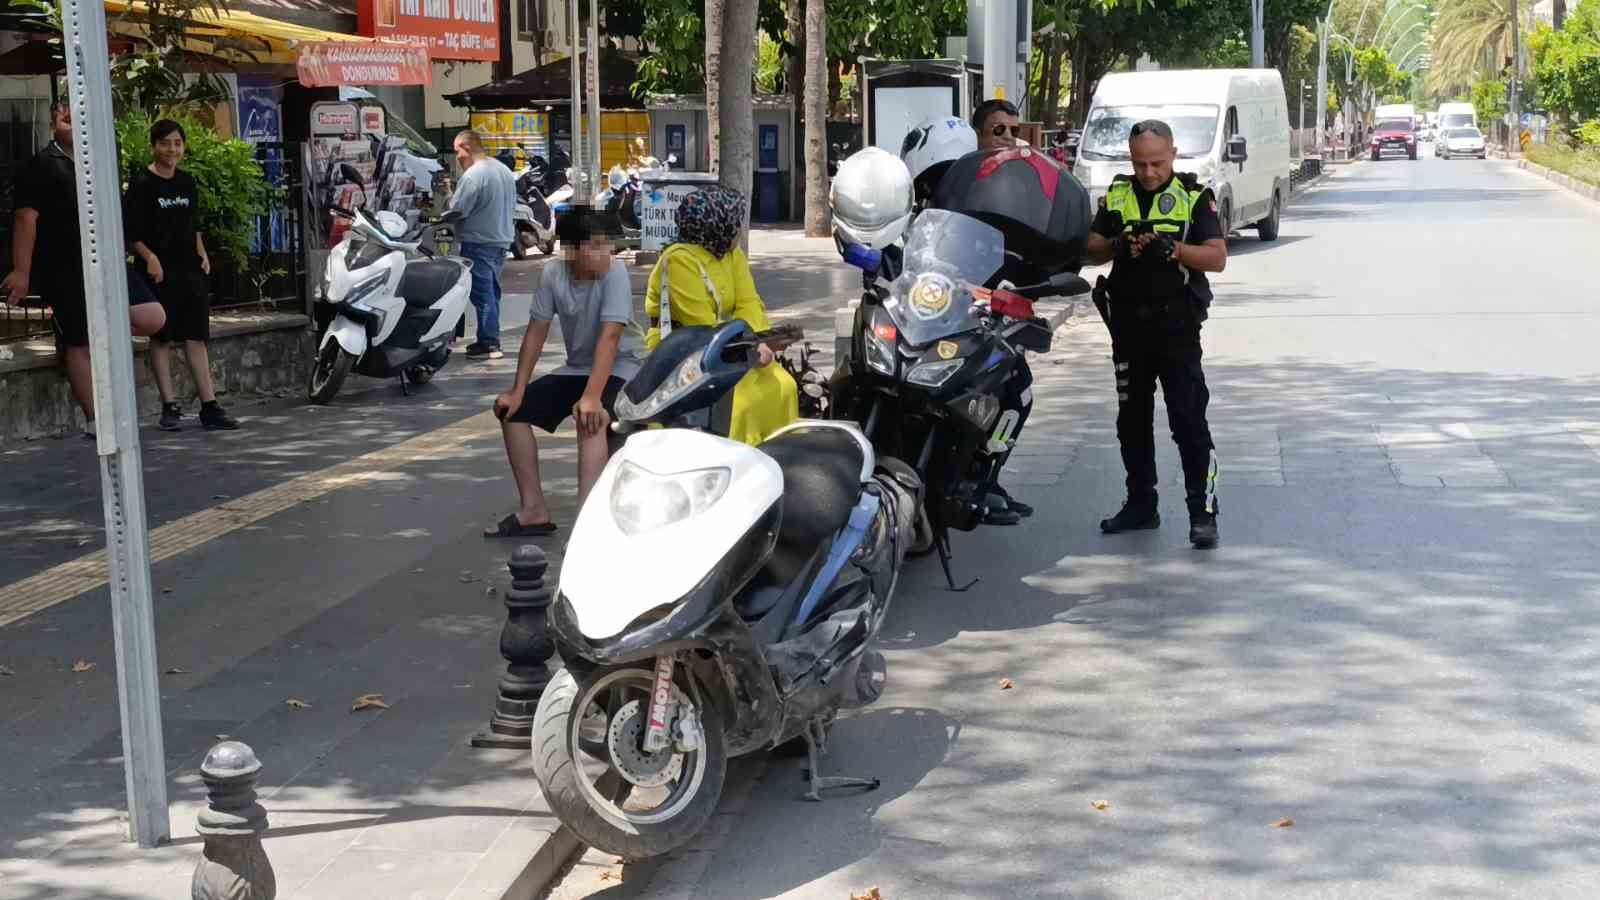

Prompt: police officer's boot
[
  {"left": 1189, "top": 512, "right": 1219, "bottom": 549},
  {"left": 1100, "top": 496, "right": 1160, "bottom": 534}
]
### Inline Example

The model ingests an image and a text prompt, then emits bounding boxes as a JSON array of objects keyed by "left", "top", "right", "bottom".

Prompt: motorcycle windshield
[{"left": 885, "top": 210, "right": 1004, "bottom": 347}]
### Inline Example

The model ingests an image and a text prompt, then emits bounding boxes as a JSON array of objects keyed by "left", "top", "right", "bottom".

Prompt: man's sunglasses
[{"left": 991, "top": 124, "right": 1022, "bottom": 138}]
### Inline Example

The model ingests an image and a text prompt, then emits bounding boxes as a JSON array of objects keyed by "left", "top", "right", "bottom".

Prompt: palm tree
[
  {"left": 803, "top": 0, "right": 828, "bottom": 237},
  {"left": 706, "top": 0, "right": 724, "bottom": 174},
  {"left": 1426, "top": 0, "right": 1516, "bottom": 95}
]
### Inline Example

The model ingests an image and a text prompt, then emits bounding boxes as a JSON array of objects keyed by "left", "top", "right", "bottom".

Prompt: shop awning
[
  {"left": 444, "top": 49, "right": 643, "bottom": 109},
  {"left": 104, "top": 0, "right": 370, "bottom": 66}
]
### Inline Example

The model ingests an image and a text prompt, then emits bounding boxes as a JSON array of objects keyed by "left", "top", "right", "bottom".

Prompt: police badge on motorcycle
[{"left": 908, "top": 273, "right": 954, "bottom": 320}]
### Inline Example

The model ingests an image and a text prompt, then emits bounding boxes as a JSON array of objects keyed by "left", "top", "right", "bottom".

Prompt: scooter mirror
[
  {"left": 1047, "top": 271, "right": 1092, "bottom": 295},
  {"left": 339, "top": 163, "right": 364, "bottom": 185}
]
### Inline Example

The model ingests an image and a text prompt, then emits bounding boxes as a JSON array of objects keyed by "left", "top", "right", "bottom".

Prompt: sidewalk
[{"left": 0, "top": 239, "right": 855, "bottom": 900}]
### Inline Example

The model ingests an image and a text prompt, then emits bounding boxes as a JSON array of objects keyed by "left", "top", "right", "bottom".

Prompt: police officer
[{"left": 1084, "top": 119, "right": 1226, "bottom": 549}]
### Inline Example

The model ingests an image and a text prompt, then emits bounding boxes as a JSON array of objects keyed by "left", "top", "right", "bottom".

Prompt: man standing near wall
[{"left": 450, "top": 129, "right": 517, "bottom": 360}]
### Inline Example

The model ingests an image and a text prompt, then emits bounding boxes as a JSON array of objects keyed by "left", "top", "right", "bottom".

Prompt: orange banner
[
  {"left": 296, "top": 42, "right": 433, "bottom": 88},
  {"left": 358, "top": 0, "right": 499, "bottom": 63}
]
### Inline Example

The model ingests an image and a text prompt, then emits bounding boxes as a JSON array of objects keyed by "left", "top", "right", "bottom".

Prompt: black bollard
[
  {"left": 192, "top": 741, "right": 275, "bottom": 900},
  {"left": 471, "top": 544, "right": 556, "bottom": 749}
]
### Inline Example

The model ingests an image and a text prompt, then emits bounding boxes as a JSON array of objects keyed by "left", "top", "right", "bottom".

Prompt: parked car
[
  {"left": 1369, "top": 119, "right": 1418, "bottom": 160},
  {"left": 1438, "top": 127, "right": 1487, "bottom": 159},
  {"left": 1076, "top": 68, "right": 1292, "bottom": 241}
]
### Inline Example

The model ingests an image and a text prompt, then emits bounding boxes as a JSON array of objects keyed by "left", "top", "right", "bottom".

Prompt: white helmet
[
  {"left": 900, "top": 116, "right": 978, "bottom": 197},
  {"left": 830, "top": 147, "right": 913, "bottom": 249}
]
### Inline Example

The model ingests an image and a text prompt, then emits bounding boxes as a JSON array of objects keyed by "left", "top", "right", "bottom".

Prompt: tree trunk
[
  {"left": 1553, "top": 0, "right": 1566, "bottom": 28},
  {"left": 785, "top": 0, "right": 804, "bottom": 104},
  {"left": 706, "top": 0, "right": 724, "bottom": 174},
  {"left": 1041, "top": 34, "right": 1062, "bottom": 129},
  {"left": 719, "top": 0, "right": 758, "bottom": 234},
  {"left": 803, "top": 0, "right": 828, "bottom": 237}
]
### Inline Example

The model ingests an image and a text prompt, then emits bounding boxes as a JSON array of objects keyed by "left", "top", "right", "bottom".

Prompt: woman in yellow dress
[{"left": 644, "top": 186, "right": 797, "bottom": 445}]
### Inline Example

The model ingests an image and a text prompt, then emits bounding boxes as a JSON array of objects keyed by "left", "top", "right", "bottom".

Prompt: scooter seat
[
  {"left": 760, "top": 425, "right": 866, "bottom": 547},
  {"left": 398, "top": 260, "right": 462, "bottom": 308}
]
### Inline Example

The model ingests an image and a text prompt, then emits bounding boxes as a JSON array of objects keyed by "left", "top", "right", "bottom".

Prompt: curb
[
  {"left": 1515, "top": 157, "right": 1600, "bottom": 207},
  {"left": 501, "top": 825, "right": 585, "bottom": 900}
]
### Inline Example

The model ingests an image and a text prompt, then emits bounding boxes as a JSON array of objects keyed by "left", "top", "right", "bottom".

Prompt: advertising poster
[
  {"left": 237, "top": 77, "right": 287, "bottom": 252},
  {"left": 640, "top": 177, "right": 720, "bottom": 251},
  {"left": 358, "top": 0, "right": 498, "bottom": 62}
]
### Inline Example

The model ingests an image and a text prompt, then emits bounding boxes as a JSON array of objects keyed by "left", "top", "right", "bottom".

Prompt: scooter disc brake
[{"left": 606, "top": 699, "right": 684, "bottom": 788}]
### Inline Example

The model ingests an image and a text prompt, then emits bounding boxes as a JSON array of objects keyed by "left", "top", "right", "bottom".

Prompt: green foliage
[
  {"left": 115, "top": 111, "right": 273, "bottom": 268},
  {"left": 1529, "top": 0, "right": 1600, "bottom": 130},
  {"left": 1579, "top": 119, "right": 1600, "bottom": 145},
  {"left": 755, "top": 32, "right": 783, "bottom": 93},
  {"left": 1427, "top": 0, "right": 1516, "bottom": 96},
  {"left": 1527, "top": 140, "right": 1600, "bottom": 185},
  {"left": 1471, "top": 76, "right": 1509, "bottom": 125},
  {"left": 634, "top": 0, "right": 788, "bottom": 96}
]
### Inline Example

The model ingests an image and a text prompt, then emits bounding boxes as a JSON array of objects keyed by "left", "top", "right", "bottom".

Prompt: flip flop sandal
[{"left": 483, "top": 514, "right": 558, "bottom": 538}]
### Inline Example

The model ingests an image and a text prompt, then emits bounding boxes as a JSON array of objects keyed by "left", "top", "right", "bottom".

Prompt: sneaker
[
  {"left": 465, "top": 341, "right": 504, "bottom": 360},
  {"left": 989, "top": 484, "right": 1034, "bottom": 518},
  {"left": 199, "top": 401, "right": 240, "bottom": 431},
  {"left": 159, "top": 402, "right": 183, "bottom": 431},
  {"left": 1189, "top": 513, "right": 1219, "bottom": 549},
  {"left": 1100, "top": 501, "right": 1160, "bottom": 534}
]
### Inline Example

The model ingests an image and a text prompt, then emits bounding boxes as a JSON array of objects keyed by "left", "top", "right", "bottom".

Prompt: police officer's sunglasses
[{"left": 991, "top": 124, "right": 1022, "bottom": 138}]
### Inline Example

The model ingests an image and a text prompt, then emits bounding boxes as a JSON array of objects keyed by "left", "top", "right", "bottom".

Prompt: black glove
[
  {"left": 1150, "top": 235, "right": 1178, "bottom": 263},
  {"left": 1113, "top": 235, "right": 1134, "bottom": 260}
]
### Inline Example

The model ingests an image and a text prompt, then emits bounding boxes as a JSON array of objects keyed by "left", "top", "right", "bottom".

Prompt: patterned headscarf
[{"left": 674, "top": 186, "right": 746, "bottom": 259}]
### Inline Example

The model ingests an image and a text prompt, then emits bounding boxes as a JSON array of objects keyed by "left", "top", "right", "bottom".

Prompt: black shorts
[
  {"left": 502, "top": 373, "right": 626, "bottom": 432},
  {"left": 148, "top": 266, "right": 211, "bottom": 343},
  {"left": 46, "top": 264, "right": 159, "bottom": 348}
]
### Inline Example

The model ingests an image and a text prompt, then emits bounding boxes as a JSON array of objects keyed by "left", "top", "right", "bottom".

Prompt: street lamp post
[{"left": 1251, "top": 0, "right": 1265, "bottom": 68}]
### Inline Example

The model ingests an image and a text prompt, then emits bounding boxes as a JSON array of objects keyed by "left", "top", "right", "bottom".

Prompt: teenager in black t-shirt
[
  {"left": 126, "top": 119, "right": 238, "bottom": 430},
  {"left": 2, "top": 100, "right": 165, "bottom": 438}
]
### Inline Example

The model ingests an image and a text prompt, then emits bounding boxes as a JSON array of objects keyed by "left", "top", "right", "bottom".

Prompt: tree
[
  {"left": 707, "top": 0, "right": 724, "bottom": 174},
  {"left": 720, "top": 0, "right": 758, "bottom": 228},
  {"left": 1427, "top": 0, "right": 1518, "bottom": 97},
  {"left": 1530, "top": 0, "right": 1600, "bottom": 136},
  {"left": 804, "top": 0, "right": 827, "bottom": 236}
]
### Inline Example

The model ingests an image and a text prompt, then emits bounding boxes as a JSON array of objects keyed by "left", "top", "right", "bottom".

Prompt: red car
[{"left": 1369, "top": 119, "right": 1418, "bottom": 161}]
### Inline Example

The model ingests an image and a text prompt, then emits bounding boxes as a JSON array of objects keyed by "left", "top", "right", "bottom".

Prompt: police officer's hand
[
  {"left": 1127, "top": 233, "right": 1156, "bottom": 259},
  {"left": 1150, "top": 235, "right": 1178, "bottom": 263}
]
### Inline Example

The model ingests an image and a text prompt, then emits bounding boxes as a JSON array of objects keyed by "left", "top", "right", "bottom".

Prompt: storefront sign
[
  {"left": 298, "top": 42, "right": 433, "bottom": 87},
  {"left": 358, "top": 0, "right": 499, "bottom": 62},
  {"left": 640, "top": 175, "right": 721, "bottom": 251}
]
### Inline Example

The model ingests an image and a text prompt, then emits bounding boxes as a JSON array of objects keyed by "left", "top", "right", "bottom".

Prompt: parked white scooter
[{"left": 308, "top": 183, "right": 471, "bottom": 403}]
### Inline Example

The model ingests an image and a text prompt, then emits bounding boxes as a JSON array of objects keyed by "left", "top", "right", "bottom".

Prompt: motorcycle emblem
[
  {"left": 937, "top": 340, "right": 959, "bottom": 360},
  {"left": 908, "top": 273, "right": 953, "bottom": 319},
  {"left": 1158, "top": 193, "right": 1177, "bottom": 214}
]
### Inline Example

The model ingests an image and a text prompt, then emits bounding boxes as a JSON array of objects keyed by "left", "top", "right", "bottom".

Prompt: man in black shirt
[
  {"left": 1084, "top": 119, "right": 1228, "bottom": 548},
  {"left": 3, "top": 100, "right": 165, "bottom": 436}
]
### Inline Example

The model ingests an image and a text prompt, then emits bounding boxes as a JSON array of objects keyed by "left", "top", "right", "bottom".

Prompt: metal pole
[
  {"left": 1251, "top": 0, "right": 1265, "bottom": 68},
  {"left": 58, "top": 0, "right": 169, "bottom": 848},
  {"left": 982, "top": 0, "right": 1013, "bottom": 102},
  {"left": 1508, "top": 0, "right": 1520, "bottom": 151},
  {"left": 1298, "top": 79, "right": 1306, "bottom": 158},
  {"left": 586, "top": 0, "right": 601, "bottom": 194},
  {"left": 568, "top": 0, "right": 584, "bottom": 202},
  {"left": 1315, "top": 18, "right": 1328, "bottom": 157}
]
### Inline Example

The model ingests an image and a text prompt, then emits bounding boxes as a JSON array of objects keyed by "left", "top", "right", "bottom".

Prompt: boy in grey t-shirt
[{"left": 486, "top": 209, "right": 639, "bottom": 537}]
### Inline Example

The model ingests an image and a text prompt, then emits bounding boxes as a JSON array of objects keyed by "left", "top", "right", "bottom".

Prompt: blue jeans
[{"left": 460, "top": 241, "right": 505, "bottom": 346}]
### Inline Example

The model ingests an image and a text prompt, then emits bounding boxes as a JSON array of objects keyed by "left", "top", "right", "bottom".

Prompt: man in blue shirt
[{"left": 449, "top": 129, "right": 517, "bottom": 359}]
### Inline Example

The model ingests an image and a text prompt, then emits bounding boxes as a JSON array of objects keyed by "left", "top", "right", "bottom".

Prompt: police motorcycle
[
  {"left": 308, "top": 164, "right": 472, "bottom": 404},
  {"left": 828, "top": 143, "right": 1091, "bottom": 589},
  {"left": 530, "top": 319, "right": 922, "bottom": 859}
]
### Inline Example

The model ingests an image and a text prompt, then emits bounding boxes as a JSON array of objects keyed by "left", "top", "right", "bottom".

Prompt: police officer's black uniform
[{"left": 1092, "top": 172, "right": 1222, "bottom": 543}]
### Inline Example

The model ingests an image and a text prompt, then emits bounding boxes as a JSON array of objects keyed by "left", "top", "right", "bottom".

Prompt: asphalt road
[{"left": 549, "top": 154, "right": 1600, "bottom": 898}]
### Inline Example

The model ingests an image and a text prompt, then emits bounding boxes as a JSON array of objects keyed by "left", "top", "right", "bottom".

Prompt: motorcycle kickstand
[
  {"left": 398, "top": 372, "right": 411, "bottom": 397},
  {"left": 801, "top": 718, "right": 879, "bottom": 802},
  {"left": 936, "top": 532, "right": 979, "bottom": 592}
]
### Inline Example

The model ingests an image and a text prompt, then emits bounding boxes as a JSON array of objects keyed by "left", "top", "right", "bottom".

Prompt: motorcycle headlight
[
  {"left": 906, "top": 358, "right": 963, "bottom": 388},
  {"left": 864, "top": 310, "right": 896, "bottom": 376},
  {"left": 616, "top": 353, "right": 705, "bottom": 422},
  {"left": 610, "top": 461, "right": 731, "bottom": 536}
]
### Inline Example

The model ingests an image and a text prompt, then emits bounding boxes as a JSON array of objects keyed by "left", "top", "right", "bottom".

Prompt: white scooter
[
  {"left": 511, "top": 167, "right": 557, "bottom": 259},
  {"left": 531, "top": 320, "right": 922, "bottom": 859},
  {"left": 308, "top": 191, "right": 471, "bottom": 403}
]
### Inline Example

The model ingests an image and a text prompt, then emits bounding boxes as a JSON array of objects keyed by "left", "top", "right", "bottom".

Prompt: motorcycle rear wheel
[{"left": 532, "top": 666, "right": 727, "bottom": 860}]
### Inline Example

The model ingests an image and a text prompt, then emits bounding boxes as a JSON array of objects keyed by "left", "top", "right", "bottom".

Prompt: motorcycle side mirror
[
  {"left": 339, "top": 163, "right": 364, "bottom": 185},
  {"left": 1047, "top": 271, "right": 1092, "bottom": 296}
]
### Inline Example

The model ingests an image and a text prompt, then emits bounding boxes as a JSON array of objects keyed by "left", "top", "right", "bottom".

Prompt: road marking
[{"left": 0, "top": 410, "right": 505, "bottom": 628}]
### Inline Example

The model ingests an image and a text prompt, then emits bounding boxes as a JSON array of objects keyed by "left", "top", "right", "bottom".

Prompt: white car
[{"left": 1439, "top": 127, "right": 1487, "bottom": 159}]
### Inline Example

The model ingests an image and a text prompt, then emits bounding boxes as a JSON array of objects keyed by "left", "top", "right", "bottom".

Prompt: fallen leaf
[
  {"left": 411, "top": 568, "right": 425, "bottom": 574},
  {"left": 351, "top": 693, "right": 390, "bottom": 712},
  {"left": 71, "top": 659, "right": 95, "bottom": 673},
  {"left": 0, "top": 665, "right": 15, "bottom": 676},
  {"left": 850, "top": 889, "right": 882, "bottom": 900},
  {"left": 285, "top": 698, "right": 311, "bottom": 709},
  {"left": 164, "top": 667, "right": 189, "bottom": 675},
  {"left": 214, "top": 734, "right": 231, "bottom": 741},
  {"left": 998, "top": 678, "right": 1015, "bottom": 690},
  {"left": 1091, "top": 800, "right": 1109, "bottom": 811},
  {"left": 484, "top": 585, "right": 497, "bottom": 596},
  {"left": 598, "top": 871, "right": 618, "bottom": 882},
  {"left": 1272, "top": 817, "right": 1294, "bottom": 828}
]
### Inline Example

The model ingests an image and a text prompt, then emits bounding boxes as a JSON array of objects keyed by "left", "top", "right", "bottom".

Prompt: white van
[
  {"left": 1437, "top": 102, "right": 1477, "bottom": 132},
  {"left": 1075, "top": 69, "right": 1293, "bottom": 241}
]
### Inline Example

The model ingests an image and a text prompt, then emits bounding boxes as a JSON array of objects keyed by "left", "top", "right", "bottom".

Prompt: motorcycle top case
[{"left": 933, "top": 148, "right": 1091, "bottom": 268}]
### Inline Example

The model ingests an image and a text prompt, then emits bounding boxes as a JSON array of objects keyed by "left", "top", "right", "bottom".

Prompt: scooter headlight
[
  {"left": 616, "top": 353, "right": 705, "bottom": 422},
  {"left": 609, "top": 461, "right": 731, "bottom": 536}
]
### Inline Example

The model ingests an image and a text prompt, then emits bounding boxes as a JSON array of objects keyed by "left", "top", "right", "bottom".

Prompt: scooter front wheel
[
  {"left": 307, "top": 341, "right": 353, "bottom": 404},
  {"left": 532, "top": 666, "right": 727, "bottom": 859}
]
